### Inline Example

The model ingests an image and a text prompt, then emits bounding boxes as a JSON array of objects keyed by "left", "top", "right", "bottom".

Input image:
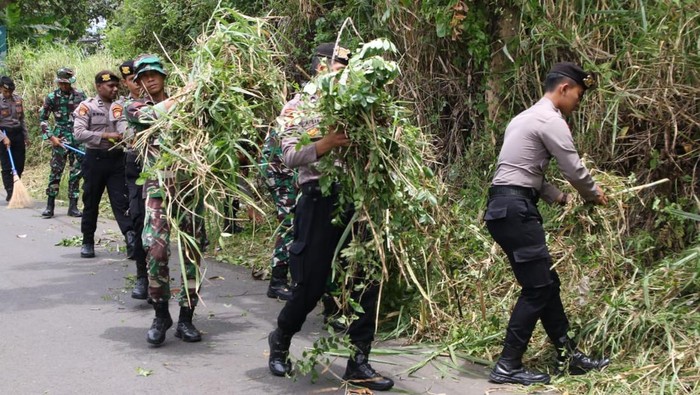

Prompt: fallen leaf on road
[
  {"left": 136, "top": 367, "right": 153, "bottom": 377},
  {"left": 208, "top": 276, "right": 225, "bottom": 280},
  {"left": 17, "top": 234, "right": 27, "bottom": 238}
]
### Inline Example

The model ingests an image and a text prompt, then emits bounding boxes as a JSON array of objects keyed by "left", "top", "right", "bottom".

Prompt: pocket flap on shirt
[{"left": 484, "top": 207, "right": 507, "bottom": 221}]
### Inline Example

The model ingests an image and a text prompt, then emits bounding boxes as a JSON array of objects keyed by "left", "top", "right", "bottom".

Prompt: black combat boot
[
  {"left": 268, "top": 328, "right": 292, "bottom": 376},
  {"left": 343, "top": 342, "right": 394, "bottom": 391},
  {"left": 555, "top": 337, "right": 610, "bottom": 375},
  {"left": 80, "top": 235, "right": 95, "bottom": 258},
  {"left": 67, "top": 197, "right": 82, "bottom": 217},
  {"left": 131, "top": 277, "right": 148, "bottom": 300},
  {"left": 489, "top": 346, "right": 550, "bottom": 385},
  {"left": 267, "top": 265, "right": 292, "bottom": 300},
  {"left": 174, "top": 305, "right": 202, "bottom": 342},
  {"left": 5, "top": 187, "right": 12, "bottom": 202},
  {"left": 146, "top": 301, "right": 173, "bottom": 346},
  {"left": 322, "top": 294, "right": 347, "bottom": 332},
  {"left": 125, "top": 230, "right": 136, "bottom": 260},
  {"left": 41, "top": 196, "right": 55, "bottom": 218}
]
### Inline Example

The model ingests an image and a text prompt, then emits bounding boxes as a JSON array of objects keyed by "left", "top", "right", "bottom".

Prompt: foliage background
[{"left": 1, "top": 0, "right": 698, "bottom": 393}]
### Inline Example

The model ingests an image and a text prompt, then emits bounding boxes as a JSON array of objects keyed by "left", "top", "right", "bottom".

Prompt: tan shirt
[
  {"left": 0, "top": 94, "right": 28, "bottom": 139},
  {"left": 73, "top": 96, "right": 118, "bottom": 150},
  {"left": 280, "top": 95, "right": 325, "bottom": 185},
  {"left": 492, "top": 97, "right": 598, "bottom": 203}
]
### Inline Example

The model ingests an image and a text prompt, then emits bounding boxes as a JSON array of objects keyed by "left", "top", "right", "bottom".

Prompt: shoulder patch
[
  {"left": 78, "top": 103, "right": 89, "bottom": 117},
  {"left": 112, "top": 104, "right": 123, "bottom": 119}
]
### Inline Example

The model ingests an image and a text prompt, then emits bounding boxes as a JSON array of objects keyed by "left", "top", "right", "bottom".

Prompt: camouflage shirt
[
  {"left": 261, "top": 93, "right": 301, "bottom": 177},
  {"left": 125, "top": 96, "right": 173, "bottom": 198},
  {"left": 39, "top": 87, "right": 87, "bottom": 141}
]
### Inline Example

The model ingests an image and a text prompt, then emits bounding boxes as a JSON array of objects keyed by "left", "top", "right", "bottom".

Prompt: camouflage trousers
[
  {"left": 46, "top": 146, "right": 83, "bottom": 198},
  {"left": 143, "top": 195, "right": 202, "bottom": 307},
  {"left": 265, "top": 168, "right": 298, "bottom": 268}
]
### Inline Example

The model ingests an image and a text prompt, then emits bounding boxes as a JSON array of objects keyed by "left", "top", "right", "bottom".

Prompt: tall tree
[{"left": 1, "top": 0, "right": 115, "bottom": 43}]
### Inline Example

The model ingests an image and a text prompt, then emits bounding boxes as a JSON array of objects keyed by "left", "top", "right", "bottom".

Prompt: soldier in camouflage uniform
[
  {"left": 39, "top": 68, "right": 87, "bottom": 218},
  {"left": 260, "top": 94, "right": 301, "bottom": 301},
  {"left": 124, "top": 54, "right": 203, "bottom": 346}
]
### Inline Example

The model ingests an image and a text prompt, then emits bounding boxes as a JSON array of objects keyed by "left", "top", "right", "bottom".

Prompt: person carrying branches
[
  {"left": 267, "top": 42, "right": 394, "bottom": 392},
  {"left": 125, "top": 54, "right": 203, "bottom": 346}
]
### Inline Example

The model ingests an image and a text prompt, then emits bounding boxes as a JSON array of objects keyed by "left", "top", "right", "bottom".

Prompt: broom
[{"left": 6, "top": 145, "right": 33, "bottom": 209}]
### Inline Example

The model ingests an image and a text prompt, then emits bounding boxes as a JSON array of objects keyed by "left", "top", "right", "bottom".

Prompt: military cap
[
  {"left": 547, "top": 62, "right": 596, "bottom": 90},
  {"left": 55, "top": 67, "right": 76, "bottom": 84},
  {"left": 133, "top": 54, "right": 167, "bottom": 81},
  {"left": 95, "top": 70, "right": 120, "bottom": 84},
  {"left": 314, "top": 43, "right": 351, "bottom": 65},
  {"left": 119, "top": 60, "right": 135, "bottom": 78},
  {"left": 0, "top": 76, "right": 15, "bottom": 91}
]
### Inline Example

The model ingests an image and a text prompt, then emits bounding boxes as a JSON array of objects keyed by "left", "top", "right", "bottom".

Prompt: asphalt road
[{"left": 0, "top": 196, "right": 515, "bottom": 395}]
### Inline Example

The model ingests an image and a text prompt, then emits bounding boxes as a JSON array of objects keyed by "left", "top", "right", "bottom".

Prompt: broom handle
[
  {"left": 6, "top": 145, "right": 18, "bottom": 176},
  {"left": 63, "top": 143, "right": 86, "bottom": 156}
]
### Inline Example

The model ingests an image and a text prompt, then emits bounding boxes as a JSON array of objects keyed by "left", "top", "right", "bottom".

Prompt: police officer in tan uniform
[
  {"left": 267, "top": 43, "right": 394, "bottom": 392},
  {"left": 485, "top": 62, "right": 610, "bottom": 385},
  {"left": 110, "top": 60, "right": 148, "bottom": 299},
  {"left": 73, "top": 71, "right": 134, "bottom": 259},
  {"left": 0, "top": 76, "right": 29, "bottom": 201}
]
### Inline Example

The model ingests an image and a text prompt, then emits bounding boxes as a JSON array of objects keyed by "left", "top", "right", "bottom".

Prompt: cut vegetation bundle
[
  {"left": 133, "top": 8, "right": 287, "bottom": 277},
  {"left": 289, "top": 39, "right": 444, "bottom": 331}
]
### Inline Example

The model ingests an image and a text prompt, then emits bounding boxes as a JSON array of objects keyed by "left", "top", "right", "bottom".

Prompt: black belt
[
  {"left": 86, "top": 148, "right": 124, "bottom": 157},
  {"left": 300, "top": 180, "right": 340, "bottom": 196},
  {"left": 488, "top": 185, "right": 539, "bottom": 200}
]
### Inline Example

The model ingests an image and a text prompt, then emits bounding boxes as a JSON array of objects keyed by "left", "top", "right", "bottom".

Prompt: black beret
[
  {"left": 0, "top": 76, "right": 15, "bottom": 91},
  {"left": 119, "top": 60, "right": 135, "bottom": 78},
  {"left": 95, "top": 70, "right": 120, "bottom": 84},
  {"left": 314, "top": 43, "right": 351, "bottom": 65},
  {"left": 548, "top": 62, "right": 596, "bottom": 90}
]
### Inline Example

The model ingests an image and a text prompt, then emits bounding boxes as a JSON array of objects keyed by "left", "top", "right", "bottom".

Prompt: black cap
[
  {"left": 548, "top": 62, "right": 596, "bottom": 90},
  {"left": 95, "top": 70, "right": 120, "bottom": 84},
  {"left": 119, "top": 60, "right": 135, "bottom": 78},
  {"left": 314, "top": 43, "right": 351, "bottom": 65},
  {"left": 0, "top": 76, "right": 15, "bottom": 91}
]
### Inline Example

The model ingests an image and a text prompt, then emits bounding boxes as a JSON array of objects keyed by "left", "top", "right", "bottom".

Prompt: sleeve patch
[
  {"left": 78, "top": 104, "right": 89, "bottom": 117},
  {"left": 112, "top": 104, "right": 123, "bottom": 119}
]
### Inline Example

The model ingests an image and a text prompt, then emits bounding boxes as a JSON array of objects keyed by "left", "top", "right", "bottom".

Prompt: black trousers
[
  {"left": 484, "top": 191, "right": 569, "bottom": 355},
  {"left": 0, "top": 126, "right": 25, "bottom": 195},
  {"left": 277, "top": 183, "right": 379, "bottom": 345},
  {"left": 125, "top": 151, "right": 147, "bottom": 278},
  {"left": 81, "top": 149, "right": 132, "bottom": 241}
]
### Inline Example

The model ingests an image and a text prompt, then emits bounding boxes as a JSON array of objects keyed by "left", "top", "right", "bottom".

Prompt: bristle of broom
[{"left": 8, "top": 175, "right": 33, "bottom": 209}]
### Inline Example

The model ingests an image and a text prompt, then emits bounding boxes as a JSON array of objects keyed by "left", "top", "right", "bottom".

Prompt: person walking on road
[
  {"left": 267, "top": 43, "right": 394, "bottom": 392},
  {"left": 39, "top": 68, "right": 87, "bottom": 218},
  {"left": 126, "top": 54, "right": 203, "bottom": 346},
  {"left": 73, "top": 71, "right": 134, "bottom": 259},
  {"left": 484, "top": 62, "right": 610, "bottom": 385},
  {"left": 0, "top": 76, "right": 29, "bottom": 202}
]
